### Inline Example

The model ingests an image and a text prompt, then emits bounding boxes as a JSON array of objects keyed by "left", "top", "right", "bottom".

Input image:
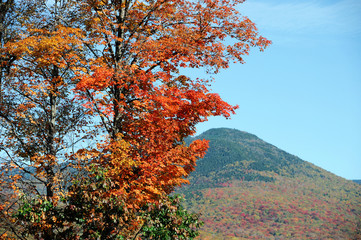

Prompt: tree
[
  {"left": 0, "top": 0, "right": 270, "bottom": 239},
  {"left": 0, "top": 1, "right": 91, "bottom": 238},
  {"left": 73, "top": 0, "right": 270, "bottom": 207}
]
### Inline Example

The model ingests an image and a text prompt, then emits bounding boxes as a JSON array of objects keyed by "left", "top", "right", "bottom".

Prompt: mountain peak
[
  {"left": 187, "top": 128, "right": 358, "bottom": 189},
  {"left": 179, "top": 128, "right": 361, "bottom": 239},
  {"left": 198, "top": 128, "right": 260, "bottom": 142}
]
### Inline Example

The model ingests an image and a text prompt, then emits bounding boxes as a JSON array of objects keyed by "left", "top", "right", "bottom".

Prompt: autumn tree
[
  {"left": 0, "top": 0, "right": 92, "bottom": 238},
  {"left": 0, "top": 0, "right": 270, "bottom": 239}
]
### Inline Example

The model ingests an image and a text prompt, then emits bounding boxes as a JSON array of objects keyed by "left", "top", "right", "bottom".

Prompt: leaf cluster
[{"left": 141, "top": 195, "right": 203, "bottom": 239}]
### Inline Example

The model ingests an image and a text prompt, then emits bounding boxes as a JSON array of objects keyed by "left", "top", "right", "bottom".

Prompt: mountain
[
  {"left": 353, "top": 180, "right": 361, "bottom": 185},
  {"left": 178, "top": 128, "right": 361, "bottom": 239}
]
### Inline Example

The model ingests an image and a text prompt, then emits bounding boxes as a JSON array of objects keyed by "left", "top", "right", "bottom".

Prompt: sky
[{"left": 193, "top": 0, "right": 361, "bottom": 180}]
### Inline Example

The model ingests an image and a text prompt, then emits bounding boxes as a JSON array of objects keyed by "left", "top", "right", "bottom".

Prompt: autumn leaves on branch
[{"left": 0, "top": 0, "right": 270, "bottom": 239}]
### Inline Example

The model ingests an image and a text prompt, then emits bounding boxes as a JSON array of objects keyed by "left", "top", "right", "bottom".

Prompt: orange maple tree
[
  {"left": 73, "top": 0, "right": 270, "bottom": 204},
  {"left": 0, "top": 0, "right": 270, "bottom": 239}
]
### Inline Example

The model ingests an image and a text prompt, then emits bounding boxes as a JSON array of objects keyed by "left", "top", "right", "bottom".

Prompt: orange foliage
[
  {"left": 73, "top": 0, "right": 270, "bottom": 210},
  {"left": 0, "top": 0, "right": 270, "bottom": 238}
]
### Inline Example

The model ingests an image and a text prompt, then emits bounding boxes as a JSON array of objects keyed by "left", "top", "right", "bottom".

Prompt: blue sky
[{"left": 193, "top": 0, "right": 361, "bottom": 180}]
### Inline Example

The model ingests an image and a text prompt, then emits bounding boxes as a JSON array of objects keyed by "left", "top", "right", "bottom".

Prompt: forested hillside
[{"left": 179, "top": 128, "right": 361, "bottom": 239}]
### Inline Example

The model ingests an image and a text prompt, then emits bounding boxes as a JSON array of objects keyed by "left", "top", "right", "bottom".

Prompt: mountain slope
[
  {"left": 179, "top": 128, "right": 361, "bottom": 239},
  {"left": 184, "top": 128, "right": 329, "bottom": 190}
]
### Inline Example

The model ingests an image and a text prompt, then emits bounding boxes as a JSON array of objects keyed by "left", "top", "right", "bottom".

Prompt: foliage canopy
[{"left": 0, "top": 0, "right": 270, "bottom": 239}]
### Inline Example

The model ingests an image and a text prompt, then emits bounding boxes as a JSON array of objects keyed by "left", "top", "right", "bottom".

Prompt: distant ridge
[
  {"left": 179, "top": 128, "right": 361, "bottom": 239},
  {"left": 353, "top": 180, "right": 361, "bottom": 184}
]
